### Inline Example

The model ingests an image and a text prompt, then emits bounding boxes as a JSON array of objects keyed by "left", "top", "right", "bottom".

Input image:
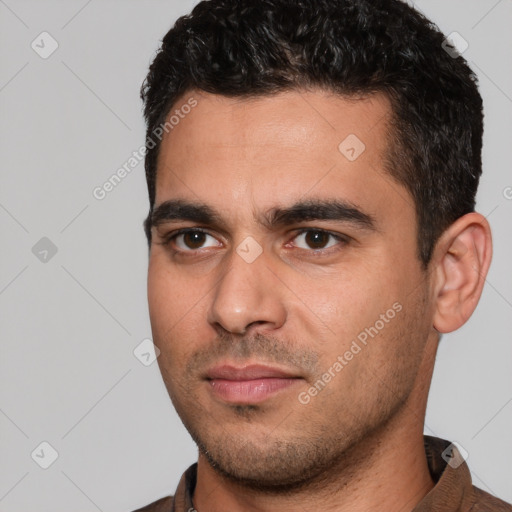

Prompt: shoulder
[
  {"left": 470, "top": 486, "right": 512, "bottom": 511},
  {"left": 131, "top": 495, "right": 174, "bottom": 512},
  {"left": 131, "top": 462, "right": 197, "bottom": 512}
]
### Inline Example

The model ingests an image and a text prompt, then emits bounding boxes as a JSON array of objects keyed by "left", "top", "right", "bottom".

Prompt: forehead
[
  {"left": 156, "top": 89, "right": 392, "bottom": 166},
  {"left": 154, "top": 89, "right": 412, "bottom": 230}
]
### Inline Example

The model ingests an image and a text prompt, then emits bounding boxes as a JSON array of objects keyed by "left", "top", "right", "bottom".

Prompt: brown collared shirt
[{"left": 133, "top": 436, "right": 512, "bottom": 511}]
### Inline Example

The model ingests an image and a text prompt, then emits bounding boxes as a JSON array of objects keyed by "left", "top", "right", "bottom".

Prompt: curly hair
[{"left": 140, "top": 0, "right": 483, "bottom": 268}]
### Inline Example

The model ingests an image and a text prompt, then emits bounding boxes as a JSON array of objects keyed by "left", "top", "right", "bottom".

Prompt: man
[{"left": 134, "top": 0, "right": 511, "bottom": 510}]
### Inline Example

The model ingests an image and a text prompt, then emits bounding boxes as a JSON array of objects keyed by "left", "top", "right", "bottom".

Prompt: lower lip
[{"left": 208, "top": 378, "right": 299, "bottom": 404}]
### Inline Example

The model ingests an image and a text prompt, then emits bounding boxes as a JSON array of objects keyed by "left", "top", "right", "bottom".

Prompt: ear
[{"left": 431, "top": 212, "right": 493, "bottom": 333}]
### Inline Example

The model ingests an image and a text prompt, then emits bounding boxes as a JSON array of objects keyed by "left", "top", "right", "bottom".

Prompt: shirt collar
[{"left": 412, "top": 435, "right": 473, "bottom": 511}]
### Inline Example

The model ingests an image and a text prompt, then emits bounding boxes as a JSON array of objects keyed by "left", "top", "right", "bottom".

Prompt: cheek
[
  {"left": 303, "top": 268, "right": 414, "bottom": 390},
  {"left": 148, "top": 253, "right": 196, "bottom": 322},
  {"left": 147, "top": 253, "right": 212, "bottom": 361},
  {"left": 148, "top": 256, "right": 191, "bottom": 354},
  {"left": 147, "top": 256, "right": 173, "bottom": 330},
  {"left": 313, "top": 266, "right": 396, "bottom": 332}
]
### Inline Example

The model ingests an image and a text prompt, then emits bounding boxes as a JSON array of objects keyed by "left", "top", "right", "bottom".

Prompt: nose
[{"left": 207, "top": 243, "right": 287, "bottom": 335}]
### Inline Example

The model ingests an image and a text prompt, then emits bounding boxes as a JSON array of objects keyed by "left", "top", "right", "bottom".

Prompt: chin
[{"left": 192, "top": 423, "right": 351, "bottom": 492}]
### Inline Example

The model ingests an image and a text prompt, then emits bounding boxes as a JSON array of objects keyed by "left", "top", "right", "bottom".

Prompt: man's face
[{"left": 147, "top": 89, "right": 436, "bottom": 488}]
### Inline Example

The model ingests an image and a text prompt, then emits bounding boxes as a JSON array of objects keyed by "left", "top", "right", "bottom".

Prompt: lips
[
  {"left": 206, "top": 364, "right": 298, "bottom": 380},
  {"left": 205, "top": 364, "right": 302, "bottom": 404}
]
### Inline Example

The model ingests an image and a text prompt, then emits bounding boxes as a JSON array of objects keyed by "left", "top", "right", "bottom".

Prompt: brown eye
[
  {"left": 182, "top": 231, "right": 207, "bottom": 249},
  {"left": 163, "top": 229, "right": 221, "bottom": 252},
  {"left": 292, "top": 229, "right": 347, "bottom": 251},
  {"left": 304, "top": 231, "right": 330, "bottom": 249}
]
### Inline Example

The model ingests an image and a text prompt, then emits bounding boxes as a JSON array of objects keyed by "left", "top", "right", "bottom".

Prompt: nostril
[{"left": 246, "top": 320, "right": 266, "bottom": 331}]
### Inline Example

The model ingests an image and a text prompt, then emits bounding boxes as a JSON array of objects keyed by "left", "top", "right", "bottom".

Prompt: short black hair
[{"left": 140, "top": 0, "right": 483, "bottom": 268}]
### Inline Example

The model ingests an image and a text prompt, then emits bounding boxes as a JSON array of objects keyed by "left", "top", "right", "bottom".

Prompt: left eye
[{"left": 291, "top": 230, "right": 346, "bottom": 250}]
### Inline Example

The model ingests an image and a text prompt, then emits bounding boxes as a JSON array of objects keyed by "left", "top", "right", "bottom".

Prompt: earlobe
[{"left": 432, "top": 213, "right": 493, "bottom": 333}]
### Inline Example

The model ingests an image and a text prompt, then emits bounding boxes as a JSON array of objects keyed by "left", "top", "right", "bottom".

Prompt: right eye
[{"left": 160, "top": 228, "right": 222, "bottom": 252}]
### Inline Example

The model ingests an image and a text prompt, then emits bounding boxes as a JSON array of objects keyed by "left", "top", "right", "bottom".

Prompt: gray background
[{"left": 0, "top": 1, "right": 510, "bottom": 510}]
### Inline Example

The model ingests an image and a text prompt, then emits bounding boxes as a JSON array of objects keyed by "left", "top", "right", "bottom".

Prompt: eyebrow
[{"left": 150, "top": 198, "right": 378, "bottom": 233}]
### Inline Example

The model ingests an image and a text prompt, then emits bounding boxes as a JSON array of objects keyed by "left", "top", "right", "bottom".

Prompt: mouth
[{"left": 205, "top": 363, "right": 303, "bottom": 404}]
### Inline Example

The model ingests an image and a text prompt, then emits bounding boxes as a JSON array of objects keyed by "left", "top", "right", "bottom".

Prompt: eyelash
[{"left": 157, "top": 228, "right": 350, "bottom": 256}]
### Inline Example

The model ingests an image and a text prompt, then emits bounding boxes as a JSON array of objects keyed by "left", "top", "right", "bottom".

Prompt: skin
[{"left": 147, "top": 89, "right": 492, "bottom": 512}]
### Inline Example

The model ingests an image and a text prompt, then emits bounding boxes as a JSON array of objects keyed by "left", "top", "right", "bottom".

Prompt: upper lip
[{"left": 205, "top": 364, "right": 299, "bottom": 381}]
